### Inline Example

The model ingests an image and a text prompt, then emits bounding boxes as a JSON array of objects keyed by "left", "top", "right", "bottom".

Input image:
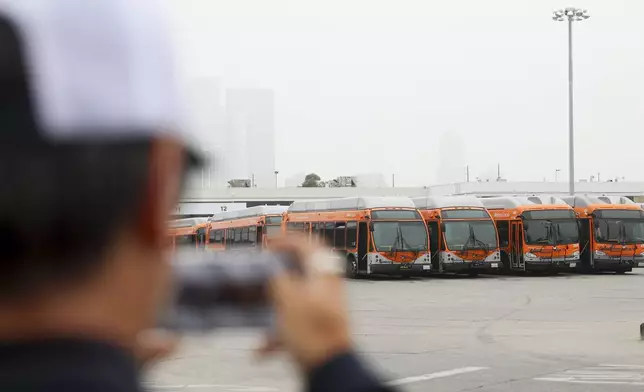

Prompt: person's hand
[
  {"left": 134, "top": 329, "right": 180, "bottom": 369},
  {"left": 259, "top": 236, "right": 352, "bottom": 373}
]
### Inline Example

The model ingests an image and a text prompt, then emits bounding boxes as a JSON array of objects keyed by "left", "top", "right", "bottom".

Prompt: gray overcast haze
[{"left": 167, "top": 0, "right": 644, "bottom": 186}]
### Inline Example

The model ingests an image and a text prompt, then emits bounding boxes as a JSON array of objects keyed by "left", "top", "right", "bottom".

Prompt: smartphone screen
[{"left": 159, "top": 250, "right": 287, "bottom": 332}]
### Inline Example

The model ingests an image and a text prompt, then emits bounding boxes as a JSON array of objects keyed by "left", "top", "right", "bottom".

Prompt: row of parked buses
[{"left": 168, "top": 195, "right": 644, "bottom": 277}]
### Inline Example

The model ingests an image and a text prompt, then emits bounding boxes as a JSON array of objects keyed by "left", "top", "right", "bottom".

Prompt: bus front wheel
[{"left": 346, "top": 256, "right": 358, "bottom": 279}]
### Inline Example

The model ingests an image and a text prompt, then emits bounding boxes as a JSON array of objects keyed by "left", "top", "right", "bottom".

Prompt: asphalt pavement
[{"left": 146, "top": 270, "right": 644, "bottom": 392}]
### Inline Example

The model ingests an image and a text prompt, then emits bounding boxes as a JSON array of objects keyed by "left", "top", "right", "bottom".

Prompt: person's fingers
[
  {"left": 268, "top": 234, "right": 323, "bottom": 269},
  {"left": 134, "top": 329, "right": 180, "bottom": 368},
  {"left": 268, "top": 235, "right": 342, "bottom": 277},
  {"left": 254, "top": 335, "right": 283, "bottom": 360},
  {"left": 268, "top": 271, "right": 301, "bottom": 308}
]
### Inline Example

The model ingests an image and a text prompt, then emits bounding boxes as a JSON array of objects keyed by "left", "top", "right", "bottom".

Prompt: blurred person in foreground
[{"left": 0, "top": 1, "right": 392, "bottom": 392}]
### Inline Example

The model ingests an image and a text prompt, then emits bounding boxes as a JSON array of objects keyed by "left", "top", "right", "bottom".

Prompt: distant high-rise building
[
  {"left": 436, "top": 131, "right": 465, "bottom": 184},
  {"left": 225, "top": 89, "right": 275, "bottom": 188},
  {"left": 183, "top": 77, "right": 226, "bottom": 188}
]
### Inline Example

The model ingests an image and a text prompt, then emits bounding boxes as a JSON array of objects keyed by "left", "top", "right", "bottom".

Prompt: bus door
[
  {"left": 196, "top": 227, "right": 206, "bottom": 249},
  {"left": 510, "top": 221, "right": 522, "bottom": 270},
  {"left": 427, "top": 221, "right": 440, "bottom": 271},
  {"left": 257, "top": 225, "right": 264, "bottom": 247},
  {"left": 578, "top": 218, "right": 592, "bottom": 269},
  {"left": 516, "top": 222, "right": 525, "bottom": 269},
  {"left": 357, "top": 221, "right": 369, "bottom": 273}
]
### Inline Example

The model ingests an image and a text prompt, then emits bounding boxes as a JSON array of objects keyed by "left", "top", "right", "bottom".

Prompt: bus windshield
[
  {"left": 372, "top": 221, "right": 428, "bottom": 252},
  {"left": 174, "top": 234, "right": 196, "bottom": 248},
  {"left": 596, "top": 219, "right": 644, "bottom": 244},
  {"left": 265, "top": 225, "right": 282, "bottom": 238},
  {"left": 524, "top": 219, "right": 579, "bottom": 245},
  {"left": 443, "top": 220, "right": 497, "bottom": 251}
]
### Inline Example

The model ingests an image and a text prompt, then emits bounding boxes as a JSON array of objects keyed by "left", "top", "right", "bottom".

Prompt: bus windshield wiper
[
  {"left": 473, "top": 237, "right": 489, "bottom": 252},
  {"left": 544, "top": 220, "right": 557, "bottom": 245},
  {"left": 466, "top": 225, "right": 488, "bottom": 251},
  {"left": 397, "top": 225, "right": 414, "bottom": 252},
  {"left": 391, "top": 226, "right": 403, "bottom": 253}
]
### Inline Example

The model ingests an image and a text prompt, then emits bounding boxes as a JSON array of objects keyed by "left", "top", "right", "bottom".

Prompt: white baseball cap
[{"left": 0, "top": 0, "right": 201, "bottom": 166}]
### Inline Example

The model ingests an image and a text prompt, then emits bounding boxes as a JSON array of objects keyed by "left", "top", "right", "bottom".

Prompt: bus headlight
[
  {"left": 524, "top": 252, "right": 538, "bottom": 261},
  {"left": 595, "top": 250, "right": 606, "bottom": 257},
  {"left": 572, "top": 251, "right": 580, "bottom": 257}
]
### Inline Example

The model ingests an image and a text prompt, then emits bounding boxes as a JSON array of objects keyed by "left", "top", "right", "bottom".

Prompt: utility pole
[
  {"left": 466, "top": 165, "right": 470, "bottom": 182},
  {"left": 553, "top": 7, "right": 590, "bottom": 195},
  {"left": 274, "top": 170, "right": 279, "bottom": 189},
  {"left": 392, "top": 173, "right": 395, "bottom": 188}
]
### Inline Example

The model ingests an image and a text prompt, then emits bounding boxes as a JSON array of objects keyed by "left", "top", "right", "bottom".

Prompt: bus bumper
[
  {"left": 525, "top": 261, "right": 572, "bottom": 272},
  {"left": 442, "top": 261, "right": 502, "bottom": 274},
  {"left": 593, "top": 258, "right": 635, "bottom": 272},
  {"left": 369, "top": 263, "right": 431, "bottom": 275}
]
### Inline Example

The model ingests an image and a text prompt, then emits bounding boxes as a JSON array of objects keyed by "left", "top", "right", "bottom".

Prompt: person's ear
[{"left": 137, "top": 138, "right": 185, "bottom": 248}]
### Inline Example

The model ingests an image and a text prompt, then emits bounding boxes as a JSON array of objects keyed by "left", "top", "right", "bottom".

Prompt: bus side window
[
  {"left": 249, "top": 226, "right": 257, "bottom": 247},
  {"left": 346, "top": 222, "right": 357, "bottom": 248},
  {"left": 325, "top": 222, "right": 334, "bottom": 247},
  {"left": 214, "top": 230, "right": 223, "bottom": 244},
  {"left": 311, "top": 223, "right": 318, "bottom": 242},
  {"left": 334, "top": 222, "right": 346, "bottom": 249},
  {"left": 234, "top": 228, "right": 242, "bottom": 247},
  {"left": 209, "top": 227, "right": 216, "bottom": 244},
  {"left": 225, "top": 229, "right": 233, "bottom": 249},
  {"left": 497, "top": 221, "right": 509, "bottom": 247},
  {"left": 241, "top": 227, "right": 250, "bottom": 246}
]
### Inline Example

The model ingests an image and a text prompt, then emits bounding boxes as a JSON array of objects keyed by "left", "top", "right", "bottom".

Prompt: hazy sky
[{"left": 167, "top": 0, "right": 644, "bottom": 186}]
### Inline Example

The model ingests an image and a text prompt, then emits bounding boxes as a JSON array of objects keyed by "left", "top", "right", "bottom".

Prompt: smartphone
[{"left": 158, "top": 249, "right": 298, "bottom": 332}]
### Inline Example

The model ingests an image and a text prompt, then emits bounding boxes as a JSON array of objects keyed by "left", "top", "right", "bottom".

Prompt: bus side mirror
[
  {"left": 369, "top": 223, "right": 374, "bottom": 232},
  {"left": 440, "top": 223, "right": 446, "bottom": 232}
]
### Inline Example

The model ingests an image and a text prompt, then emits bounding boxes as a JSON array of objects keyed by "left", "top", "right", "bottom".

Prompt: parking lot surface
[{"left": 147, "top": 271, "right": 644, "bottom": 392}]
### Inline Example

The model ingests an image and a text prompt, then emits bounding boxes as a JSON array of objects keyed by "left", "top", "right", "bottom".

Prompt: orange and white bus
[
  {"left": 562, "top": 195, "right": 644, "bottom": 273},
  {"left": 284, "top": 197, "right": 431, "bottom": 277},
  {"left": 168, "top": 218, "right": 209, "bottom": 251},
  {"left": 205, "top": 206, "right": 288, "bottom": 251},
  {"left": 479, "top": 196, "right": 580, "bottom": 273},
  {"left": 412, "top": 196, "right": 501, "bottom": 275}
]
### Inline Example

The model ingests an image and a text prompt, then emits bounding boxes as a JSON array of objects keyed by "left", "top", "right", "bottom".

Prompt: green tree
[{"left": 301, "top": 173, "right": 321, "bottom": 187}]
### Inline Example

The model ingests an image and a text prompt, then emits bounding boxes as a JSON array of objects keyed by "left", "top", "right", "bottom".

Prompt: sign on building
[{"left": 173, "top": 202, "right": 247, "bottom": 216}]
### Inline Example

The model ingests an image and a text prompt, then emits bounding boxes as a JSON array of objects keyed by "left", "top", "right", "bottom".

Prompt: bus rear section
[
  {"left": 480, "top": 196, "right": 580, "bottom": 274},
  {"left": 206, "top": 206, "right": 288, "bottom": 251},
  {"left": 562, "top": 195, "right": 644, "bottom": 273},
  {"left": 168, "top": 217, "right": 209, "bottom": 252},
  {"left": 285, "top": 197, "right": 431, "bottom": 277},
  {"left": 413, "top": 196, "right": 501, "bottom": 275}
]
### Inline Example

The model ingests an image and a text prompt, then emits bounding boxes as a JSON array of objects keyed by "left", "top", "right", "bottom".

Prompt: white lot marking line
[
  {"left": 535, "top": 378, "right": 644, "bottom": 386},
  {"left": 535, "top": 364, "right": 644, "bottom": 386},
  {"left": 386, "top": 366, "right": 489, "bottom": 387},
  {"left": 145, "top": 384, "right": 278, "bottom": 392},
  {"left": 600, "top": 364, "right": 644, "bottom": 369}
]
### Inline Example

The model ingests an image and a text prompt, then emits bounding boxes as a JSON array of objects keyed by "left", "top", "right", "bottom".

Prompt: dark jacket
[{"left": 0, "top": 339, "right": 394, "bottom": 392}]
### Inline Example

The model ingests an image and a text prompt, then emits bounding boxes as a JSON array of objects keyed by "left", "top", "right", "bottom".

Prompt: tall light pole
[
  {"left": 274, "top": 170, "right": 279, "bottom": 189},
  {"left": 553, "top": 7, "right": 589, "bottom": 195},
  {"left": 555, "top": 169, "right": 561, "bottom": 182}
]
